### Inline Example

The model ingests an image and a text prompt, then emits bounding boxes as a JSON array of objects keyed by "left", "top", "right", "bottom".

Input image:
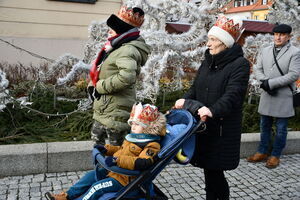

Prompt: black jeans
[{"left": 204, "top": 169, "right": 229, "bottom": 200}]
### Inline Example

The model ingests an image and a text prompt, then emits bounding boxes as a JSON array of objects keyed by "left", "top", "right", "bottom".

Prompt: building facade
[
  {"left": 223, "top": 0, "right": 273, "bottom": 20},
  {"left": 0, "top": 0, "right": 121, "bottom": 65}
]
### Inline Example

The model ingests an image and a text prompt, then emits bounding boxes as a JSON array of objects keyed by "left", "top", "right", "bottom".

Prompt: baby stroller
[{"left": 92, "top": 109, "right": 206, "bottom": 200}]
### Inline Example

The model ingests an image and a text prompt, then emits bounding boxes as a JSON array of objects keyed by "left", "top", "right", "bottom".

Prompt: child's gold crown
[{"left": 128, "top": 103, "right": 159, "bottom": 127}]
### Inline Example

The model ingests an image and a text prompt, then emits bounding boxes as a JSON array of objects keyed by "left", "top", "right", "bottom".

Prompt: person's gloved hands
[
  {"left": 87, "top": 86, "right": 101, "bottom": 101},
  {"left": 267, "top": 89, "right": 277, "bottom": 96},
  {"left": 260, "top": 80, "right": 270, "bottom": 91},
  {"left": 94, "top": 144, "right": 107, "bottom": 154},
  {"left": 105, "top": 156, "right": 117, "bottom": 167},
  {"left": 260, "top": 80, "right": 277, "bottom": 96},
  {"left": 183, "top": 99, "right": 204, "bottom": 116}
]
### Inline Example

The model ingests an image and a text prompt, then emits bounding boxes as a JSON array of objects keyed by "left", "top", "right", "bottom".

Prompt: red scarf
[{"left": 89, "top": 31, "right": 140, "bottom": 86}]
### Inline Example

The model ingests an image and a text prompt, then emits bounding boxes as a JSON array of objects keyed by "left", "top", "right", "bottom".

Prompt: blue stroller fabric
[
  {"left": 163, "top": 124, "right": 195, "bottom": 164},
  {"left": 92, "top": 109, "right": 201, "bottom": 200}
]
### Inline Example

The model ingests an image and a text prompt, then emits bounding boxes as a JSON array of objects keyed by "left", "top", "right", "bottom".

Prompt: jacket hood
[{"left": 126, "top": 37, "right": 151, "bottom": 65}]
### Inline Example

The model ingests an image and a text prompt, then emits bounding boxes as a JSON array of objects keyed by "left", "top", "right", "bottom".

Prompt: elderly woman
[{"left": 174, "top": 16, "right": 250, "bottom": 200}]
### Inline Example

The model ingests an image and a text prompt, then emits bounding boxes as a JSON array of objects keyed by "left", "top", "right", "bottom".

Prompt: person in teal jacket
[{"left": 88, "top": 6, "right": 151, "bottom": 146}]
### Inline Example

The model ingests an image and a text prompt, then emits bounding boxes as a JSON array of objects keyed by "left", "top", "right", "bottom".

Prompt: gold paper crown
[
  {"left": 117, "top": 6, "right": 144, "bottom": 27},
  {"left": 214, "top": 15, "right": 241, "bottom": 40},
  {"left": 128, "top": 103, "right": 159, "bottom": 127}
]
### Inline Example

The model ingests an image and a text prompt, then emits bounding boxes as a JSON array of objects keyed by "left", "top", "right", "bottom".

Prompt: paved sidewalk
[{"left": 1, "top": 154, "right": 299, "bottom": 200}]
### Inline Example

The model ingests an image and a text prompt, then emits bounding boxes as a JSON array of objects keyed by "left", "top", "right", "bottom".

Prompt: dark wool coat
[{"left": 184, "top": 44, "right": 250, "bottom": 170}]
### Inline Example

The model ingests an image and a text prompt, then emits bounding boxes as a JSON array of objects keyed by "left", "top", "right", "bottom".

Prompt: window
[
  {"left": 49, "top": 0, "right": 97, "bottom": 4},
  {"left": 234, "top": 0, "right": 241, "bottom": 7},
  {"left": 264, "top": 14, "right": 268, "bottom": 20},
  {"left": 254, "top": 15, "right": 258, "bottom": 20},
  {"left": 241, "top": 0, "right": 245, "bottom": 6},
  {"left": 262, "top": 0, "right": 268, "bottom": 5}
]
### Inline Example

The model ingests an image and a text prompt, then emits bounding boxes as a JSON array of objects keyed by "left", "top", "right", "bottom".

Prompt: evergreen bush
[{"left": 0, "top": 87, "right": 299, "bottom": 145}]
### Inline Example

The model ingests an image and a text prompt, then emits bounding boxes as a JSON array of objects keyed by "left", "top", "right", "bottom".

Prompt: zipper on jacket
[
  {"left": 205, "top": 87, "right": 209, "bottom": 104},
  {"left": 220, "top": 118, "right": 223, "bottom": 137}
]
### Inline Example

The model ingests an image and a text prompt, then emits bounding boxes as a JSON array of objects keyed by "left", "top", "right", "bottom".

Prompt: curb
[{"left": 0, "top": 132, "right": 299, "bottom": 177}]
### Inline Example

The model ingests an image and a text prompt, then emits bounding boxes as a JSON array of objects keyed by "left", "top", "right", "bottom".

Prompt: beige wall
[
  {"left": 0, "top": 0, "right": 121, "bottom": 39},
  {"left": 252, "top": 9, "right": 269, "bottom": 21},
  {"left": 0, "top": 0, "right": 121, "bottom": 65}
]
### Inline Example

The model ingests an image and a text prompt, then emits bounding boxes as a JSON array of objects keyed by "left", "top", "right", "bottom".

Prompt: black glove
[
  {"left": 260, "top": 80, "right": 270, "bottom": 91},
  {"left": 87, "top": 86, "right": 101, "bottom": 101},
  {"left": 94, "top": 144, "right": 107, "bottom": 154},
  {"left": 267, "top": 89, "right": 277, "bottom": 96},
  {"left": 105, "top": 156, "right": 117, "bottom": 167},
  {"left": 183, "top": 99, "right": 204, "bottom": 116},
  {"left": 260, "top": 80, "right": 277, "bottom": 96}
]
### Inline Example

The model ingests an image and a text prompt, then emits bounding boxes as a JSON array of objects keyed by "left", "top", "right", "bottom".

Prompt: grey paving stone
[
  {"left": 30, "top": 187, "right": 40, "bottom": 193},
  {"left": 32, "top": 174, "right": 45, "bottom": 182},
  {"left": 45, "top": 177, "right": 57, "bottom": 182},
  {"left": 0, "top": 195, "right": 7, "bottom": 200},
  {"left": 8, "top": 189, "right": 18, "bottom": 195},
  {"left": 45, "top": 173, "right": 57, "bottom": 178},
  {"left": 7, "top": 194, "right": 18, "bottom": 200},
  {"left": 41, "top": 182, "right": 52, "bottom": 187},
  {"left": 9, "top": 184, "right": 19, "bottom": 190},
  {"left": 19, "top": 196, "right": 30, "bottom": 200},
  {"left": 19, "top": 188, "right": 30, "bottom": 196},
  {"left": 11, "top": 176, "right": 22, "bottom": 180},
  {"left": 0, "top": 190, "right": 6, "bottom": 195},
  {"left": 53, "top": 185, "right": 62, "bottom": 191},
  {"left": 30, "top": 183, "right": 40, "bottom": 188},
  {"left": 30, "top": 191, "right": 42, "bottom": 197},
  {"left": 30, "top": 197, "right": 42, "bottom": 200},
  {"left": 0, "top": 154, "right": 300, "bottom": 199},
  {"left": 7, "top": 179, "right": 19, "bottom": 185},
  {"left": 18, "top": 183, "right": 30, "bottom": 189},
  {"left": 0, "top": 184, "right": 8, "bottom": 190},
  {"left": 40, "top": 186, "right": 53, "bottom": 194},
  {"left": 20, "top": 178, "right": 32, "bottom": 184}
]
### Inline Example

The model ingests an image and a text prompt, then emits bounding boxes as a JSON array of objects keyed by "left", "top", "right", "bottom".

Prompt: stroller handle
[{"left": 195, "top": 120, "right": 206, "bottom": 134}]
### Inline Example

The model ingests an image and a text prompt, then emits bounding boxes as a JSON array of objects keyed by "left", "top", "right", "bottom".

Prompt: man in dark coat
[{"left": 174, "top": 15, "right": 250, "bottom": 200}]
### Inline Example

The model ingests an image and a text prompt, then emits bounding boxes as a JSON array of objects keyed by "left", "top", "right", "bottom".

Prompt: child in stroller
[{"left": 45, "top": 103, "right": 167, "bottom": 200}]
